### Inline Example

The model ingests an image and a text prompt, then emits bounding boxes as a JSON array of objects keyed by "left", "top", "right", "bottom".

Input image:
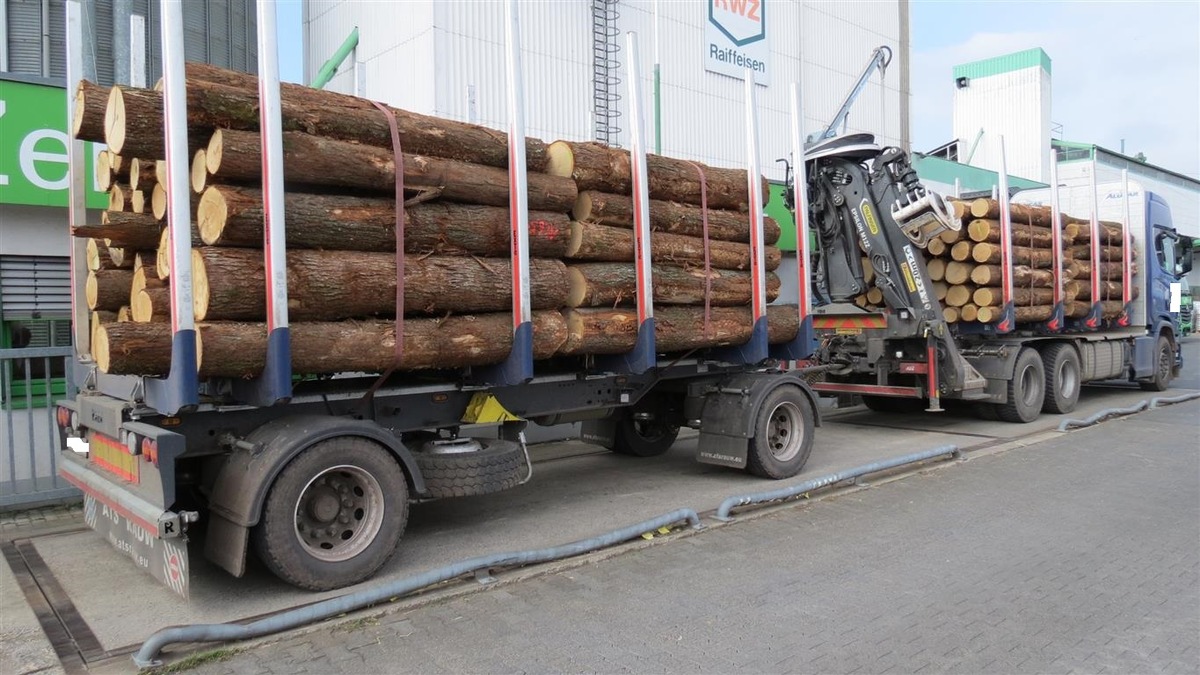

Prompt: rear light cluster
[{"left": 56, "top": 407, "right": 79, "bottom": 433}]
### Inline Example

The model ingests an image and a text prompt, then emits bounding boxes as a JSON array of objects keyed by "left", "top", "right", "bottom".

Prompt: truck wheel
[
  {"left": 1040, "top": 343, "right": 1081, "bottom": 414},
  {"left": 997, "top": 348, "right": 1045, "bottom": 423},
  {"left": 746, "top": 386, "right": 815, "bottom": 479},
  {"left": 612, "top": 407, "right": 680, "bottom": 457},
  {"left": 253, "top": 437, "right": 408, "bottom": 591},
  {"left": 862, "top": 395, "right": 926, "bottom": 414},
  {"left": 415, "top": 439, "right": 526, "bottom": 498},
  {"left": 1139, "top": 334, "right": 1173, "bottom": 392}
]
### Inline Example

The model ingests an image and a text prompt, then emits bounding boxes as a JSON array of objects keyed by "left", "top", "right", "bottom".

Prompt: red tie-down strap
[{"left": 685, "top": 162, "right": 713, "bottom": 338}]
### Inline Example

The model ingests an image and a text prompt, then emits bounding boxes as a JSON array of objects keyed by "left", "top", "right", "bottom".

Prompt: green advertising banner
[{"left": 1, "top": 78, "right": 108, "bottom": 209}]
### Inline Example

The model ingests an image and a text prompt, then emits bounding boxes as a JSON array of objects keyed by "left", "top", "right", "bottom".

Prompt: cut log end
[
  {"left": 192, "top": 249, "right": 210, "bottom": 321},
  {"left": 152, "top": 183, "right": 167, "bottom": 221},
  {"left": 546, "top": 141, "right": 575, "bottom": 178},
  {"left": 157, "top": 227, "right": 171, "bottom": 279},
  {"left": 197, "top": 188, "right": 227, "bottom": 245},
  {"left": 573, "top": 191, "right": 594, "bottom": 222},
  {"left": 191, "top": 149, "right": 208, "bottom": 194},
  {"left": 206, "top": 129, "right": 224, "bottom": 174},
  {"left": 85, "top": 272, "right": 98, "bottom": 310},
  {"left": 566, "top": 221, "right": 584, "bottom": 258},
  {"left": 104, "top": 86, "right": 127, "bottom": 155},
  {"left": 72, "top": 87, "right": 87, "bottom": 137}
]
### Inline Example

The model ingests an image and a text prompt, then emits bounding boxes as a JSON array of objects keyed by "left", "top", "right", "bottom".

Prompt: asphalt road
[{"left": 182, "top": 400, "right": 1200, "bottom": 675}]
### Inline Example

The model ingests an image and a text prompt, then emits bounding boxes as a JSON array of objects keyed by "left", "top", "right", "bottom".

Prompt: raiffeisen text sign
[
  {"left": 705, "top": 0, "right": 770, "bottom": 85},
  {"left": 0, "top": 78, "right": 108, "bottom": 209}
]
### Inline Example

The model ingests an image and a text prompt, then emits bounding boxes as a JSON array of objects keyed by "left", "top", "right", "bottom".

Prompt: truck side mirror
[{"left": 1182, "top": 239, "right": 1195, "bottom": 274}]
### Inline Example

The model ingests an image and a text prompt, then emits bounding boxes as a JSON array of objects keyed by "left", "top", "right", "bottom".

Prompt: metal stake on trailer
[
  {"left": 598, "top": 32, "right": 656, "bottom": 375},
  {"left": 1117, "top": 169, "right": 1134, "bottom": 327},
  {"left": 1041, "top": 149, "right": 1065, "bottom": 332},
  {"left": 64, "top": 1, "right": 91, "bottom": 360},
  {"left": 1082, "top": 159, "right": 1104, "bottom": 328},
  {"left": 233, "top": 0, "right": 292, "bottom": 405},
  {"left": 479, "top": 0, "right": 534, "bottom": 385},
  {"left": 770, "top": 82, "right": 814, "bottom": 361},
  {"left": 717, "top": 67, "right": 769, "bottom": 364},
  {"left": 993, "top": 136, "right": 1016, "bottom": 333},
  {"left": 143, "top": 0, "right": 199, "bottom": 415}
]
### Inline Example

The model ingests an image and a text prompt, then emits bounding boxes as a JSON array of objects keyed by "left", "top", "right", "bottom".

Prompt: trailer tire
[
  {"left": 1040, "top": 343, "right": 1081, "bottom": 414},
  {"left": 997, "top": 348, "right": 1045, "bottom": 423},
  {"left": 253, "top": 437, "right": 409, "bottom": 591},
  {"left": 611, "top": 402, "right": 681, "bottom": 457},
  {"left": 1139, "top": 334, "right": 1173, "bottom": 392},
  {"left": 415, "top": 439, "right": 526, "bottom": 498},
  {"left": 746, "top": 385, "right": 815, "bottom": 479}
]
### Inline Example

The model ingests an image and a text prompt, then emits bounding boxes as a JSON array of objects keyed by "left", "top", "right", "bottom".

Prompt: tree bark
[
  {"left": 120, "top": 78, "right": 549, "bottom": 169},
  {"left": 971, "top": 242, "right": 1054, "bottom": 267},
  {"left": 970, "top": 264, "right": 1056, "bottom": 287},
  {"left": 72, "top": 211, "right": 162, "bottom": 249},
  {"left": 73, "top": 80, "right": 109, "bottom": 142},
  {"left": 108, "top": 183, "right": 128, "bottom": 212},
  {"left": 966, "top": 218, "right": 1054, "bottom": 246},
  {"left": 129, "top": 158, "right": 156, "bottom": 192},
  {"left": 976, "top": 305, "right": 1055, "bottom": 324},
  {"left": 1067, "top": 245, "right": 1132, "bottom": 262},
  {"left": 104, "top": 85, "right": 203, "bottom": 159},
  {"left": 972, "top": 286, "right": 1056, "bottom": 307},
  {"left": 1065, "top": 281, "right": 1139, "bottom": 302},
  {"left": 547, "top": 141, "right": 769, "bottom": 211},
  {"left": 86, "top": 269, "right": 135, "bottom": 311},
  {"left": 944, "top": 262, "right": 974, "bottom": 285},
  {"left": 572, "top": 191, "right": 781, "bottom": 245},
  {"left": 1064, "top": 300, "right": 1125, "bottom": 319},
  {"left": 197, "top": 185, "right": 573, "bottom": 257},
  {"left": 193, "top": 248, "right": 570, "bottom": 321},
  {"left": 205, "top": 129, "right": 574, "bottom": 211},
  {"left": 86, "top": 239, "right": 117, "bottom": 271},
  {"left": 566, "top": 263, "right": 780, "bottom": 308},
  {"left": 93, "top": 323, "right": 184, "bottom": 374},
  {"left": 1065, "top": 260, "right": 1137, "bottom": 280},
  {"left": 567, "top": 222, "right": 782, "bottom": 271},
  {"left": 131, "top": 286, "right": 171, "bottom": 322},
  {"left": 968, "top": 198, "right": 1056, "bottom": 227},
  {"left": 1071, "top": 221, "right": 1125, "bottom": 245},
  {"left": 560, "top": 305, "right": 799, "bottom": 355}
]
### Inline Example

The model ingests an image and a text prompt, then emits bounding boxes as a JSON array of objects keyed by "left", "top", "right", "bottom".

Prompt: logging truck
[{"left": 795, "top": 133, "right": 1193, "bottom": 420}]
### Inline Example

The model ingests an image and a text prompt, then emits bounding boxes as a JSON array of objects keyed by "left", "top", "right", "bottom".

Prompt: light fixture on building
[{"left": 955, "top": 76, "right": 970, "bottom": 89}]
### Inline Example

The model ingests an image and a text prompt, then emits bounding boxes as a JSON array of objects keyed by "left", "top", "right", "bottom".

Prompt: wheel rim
[
  {"left": 294, "top": 465, "right": 385, "bottom": 563},
  {"left": 765, "top": 401, "right": 804, "bottom": 462},
  {"left": 632, "top": 416, "right": 678, "bottom": 442},
  {"left": 1020, "top": 365, "right": 1041, "bottom": 408},
  {"left": 1158, "top": 344, "right": 1171, "bottom": 382},
  {"left": 1057, "top": 358, "right": 1078, "bottom": 399}
]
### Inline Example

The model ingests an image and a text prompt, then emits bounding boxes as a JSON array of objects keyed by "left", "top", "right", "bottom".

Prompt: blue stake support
[
  {"left": 144, "top": 0, "right": 198, "bottom": 415},
  {"left": 478, "top": 0, "right": 534, "bottom": 385}
]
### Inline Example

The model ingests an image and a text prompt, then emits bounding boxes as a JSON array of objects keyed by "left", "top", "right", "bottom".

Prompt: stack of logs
[
  {"left": 920, "top": 197, "right": 1137, "bottom": 325},
  {"left": 71, "top": 64, "right": 797, "bottom": 377}
]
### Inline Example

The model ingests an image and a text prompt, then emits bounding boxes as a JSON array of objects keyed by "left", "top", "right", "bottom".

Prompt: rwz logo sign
[{"left": 709, "top": 0, "right": 765, "bottom": 46}]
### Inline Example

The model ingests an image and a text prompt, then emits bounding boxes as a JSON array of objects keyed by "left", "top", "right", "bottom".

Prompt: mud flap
[{"left": 79, "top": 492, "right": 190, "bottom": 599}]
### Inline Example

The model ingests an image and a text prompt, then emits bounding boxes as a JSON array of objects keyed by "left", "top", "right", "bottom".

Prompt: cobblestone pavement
[{"left": 180, "top": 401, "right": 1200, "bottom": 674}]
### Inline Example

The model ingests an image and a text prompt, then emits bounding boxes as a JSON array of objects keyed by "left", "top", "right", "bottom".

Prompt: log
[
  {"left": 72, "top": 80, "right": 109, "bottom": 142},
  {"left": 926, "top": 238, "right": 947, "bottom": 257},
  {"left": 107, "top": 247, "right": 132, "bottom": 269},
  {"left": 926, "top": 258, "right": 946, "bottom": 282},
  {"left": 862, "top": 257, "right": 875, "bottom": 285},
  {"left": 185, "top": 312, "right": 569, "bottom": 379},
  {"left": 567, "top": 222, "right": 782, "bottom": 271},
  {"left": 130, "top": 189, "right": 147, "bottom": 214},
  {"left": 971, "top": 242, "right": 1054, "bottom": 268},
  {"left": 109, "top": 183, "right": 128, "bottom": 212},
  {"left": 1065, "top": 281, "right": 1139, "bottom": 303},
  {"left": 960, "top": 304, "right": 979, "bottom": 322},
  {"left": 90, "top": 311, "right": 117, "bottom": 348},
  {"left": 966, "top": 219, "right": 1054, "bottom": 246},
  {"left": 197, "top": 185, "right": 573, "bottom": 257},
  {"left": 943, "top": 307, "right": 959, "bottom": 323},
  {"left": 86, "top": 269, "right": 134, "bottom": 310},
  {"left": 191, "top": 150, "right": 208, "bottom": 194},
  {"left": 192, "top": 248, "right": 570, "bottom": 321},
  {"left": 970, "top": 264, "right": 1055, "bottom": 288},
  {"left": 132, "top": 287, "right": 171, "bottom": 322},
  {"left": 155, "top": 223, "right": 205, "bottom": 279},
  {"left": 85, "top": 239, "right": 116, "bottom": 271},
  {"left": 205, "top": 129, "right": 576, "bottom": 212},
  {"left": 560, "top": 305, "right": 799, "bottom": 355},
  {"left": 94, "top": 323, "right": 187, "bottom": 374},
  {"left": 547, "top": 141, "right": 769, "bottom": 211},
  {"left": 1064, "top": 300, "right": 1126, "bottom": 319},
  {"left": 120, "top": 78, "right": 549, "bottom": 169},
  {"left": 945, "top": 284, "right": 974, "bottom": 307},
  {"left": 950, "top": 240, "right": 974, "bottom": 262},
  {"left": 976, "top": 305, "right": 1055, "bottom": 324},
  {"left": 572, "top": 191, "right": 781, "bottom": 245},
  {"left": 117, "top": 306, "right": 132, "bottom": 322},
  {"left": 944, "top": 262, "right": 974, "bottom": 286},
  {"left": 97, "top": 151, "right": 114, "bottom": 191},
  {"left": 973, "top": 287, "right": 1056, "bottom": 307},
  {"left": 72, "top": 211, "right": 162, "bottom": 249},
  {"left": 129, "top": 158, "right": 156, "bottom": 192},
  {"left": 950, "top": 200, "right": 971, "bottom": 222},
  {"left": 1067, "top": 245, "right": 1132, "bottom": 262},
  {"left": 864, "top": 287, "right": 883, "bottom": 306},
  {"left": 968, "top": 198, "right": 1055, "bottom": 228},
  {"left": 566, "top": 263, "right": 781, "bottom": 308},
  {"left": 1065, "top": 260, "right": 1137, "bottom": 280},
  {"left": 1071, "top": 221, "right": 1125, "bottom": 245},
  {"left": 932, "top": 281, "right": 949, "bottom": 301},
  {"left": 129, "top": 265, "right": 165, "bottom": 308}
]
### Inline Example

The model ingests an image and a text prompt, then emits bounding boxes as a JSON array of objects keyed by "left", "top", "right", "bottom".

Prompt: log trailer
[
  {"left": 790, "top": 132, "right": 1192, "bottom": 420},
  {"left": 51, "top": 3, "right": 853, "bottom": 597}
]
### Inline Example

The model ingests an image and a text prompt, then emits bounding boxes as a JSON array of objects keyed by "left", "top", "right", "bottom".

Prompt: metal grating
[{"left": 590, "top": 0, "right": 621, "bottom": 146}]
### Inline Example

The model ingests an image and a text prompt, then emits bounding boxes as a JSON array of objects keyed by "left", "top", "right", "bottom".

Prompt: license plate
[{"left": 82, "top": 493, "right": 189, "bottom": 598}]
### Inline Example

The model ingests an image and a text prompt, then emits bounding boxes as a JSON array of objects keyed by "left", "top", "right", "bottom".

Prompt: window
[{"left": 1154, "top": 229, "right": 1178, "bottom": 274}]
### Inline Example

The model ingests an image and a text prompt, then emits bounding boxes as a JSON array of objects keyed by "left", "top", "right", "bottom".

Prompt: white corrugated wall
[
  {"left": 303, "top": 1, "right": 908, "bottom": 183},
  {"left": 952, "top": 66, "right": 1051, "bottom": 183}
]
